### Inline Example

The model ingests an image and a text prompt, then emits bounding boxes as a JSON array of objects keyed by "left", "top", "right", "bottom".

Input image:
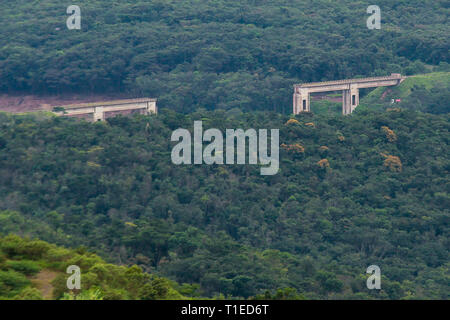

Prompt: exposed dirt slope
[
  {"left": 31, "top": 270, "right": 59, "bottom": 300},
  {"left": 0, "top": 94, "right": 127, "bottom": 113}
]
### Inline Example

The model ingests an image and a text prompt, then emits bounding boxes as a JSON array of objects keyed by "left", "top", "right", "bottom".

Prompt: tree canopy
[{"left": 0, "top": 108, "right": 448, "bottom": 299}]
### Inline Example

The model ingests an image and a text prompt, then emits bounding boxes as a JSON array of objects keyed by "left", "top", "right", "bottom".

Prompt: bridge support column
[
  {"left": 293, "top": 93, "right": 300, "bottom": 114},
  {"left": 350, "top": 85, "right": 359, "bottom": 113},
  {"left": 93, "top": 107, "right": 105, "bottom": 121},
  {"left": 342, "top": 90, "right": 351, "bottom": 115},
  {"left": 293, "top": 89, "right": 310, "bottom": 114},
  {"left": 342, "top": 86, "right": 359, "bottom": 115}
]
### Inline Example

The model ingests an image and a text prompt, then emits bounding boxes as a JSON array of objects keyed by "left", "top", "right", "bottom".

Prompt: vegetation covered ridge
[{"left": 0, "top": 235, "right": 188, "bottom": 300}]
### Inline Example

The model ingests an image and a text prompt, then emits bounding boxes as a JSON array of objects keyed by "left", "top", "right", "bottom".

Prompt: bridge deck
[
  {"left": 59, "top": 98, "right": 156, "bottom": 110},
  {"left": 295, "top": 74, "right": 405, "bottom": 88}
]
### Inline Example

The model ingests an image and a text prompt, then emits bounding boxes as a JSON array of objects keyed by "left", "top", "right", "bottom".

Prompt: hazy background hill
[{"left": 0, "top": 0, "right": 448, "bottom": 113}]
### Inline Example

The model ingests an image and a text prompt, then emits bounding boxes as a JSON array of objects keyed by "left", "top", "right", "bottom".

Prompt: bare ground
[
  {"left": 31, "top": 270, "right": 59, "bottom": 300},
  {"left": 0, "top": 93, "right": 128, "bottom": 113},
  {"left": 381, "top": 88, "right": 392, "bottom": 100}
]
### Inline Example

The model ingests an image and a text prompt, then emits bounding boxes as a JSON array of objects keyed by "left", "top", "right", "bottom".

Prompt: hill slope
[
  {"left": 360, "top": 72, "right": 450, "bottom": 114},
  {"left": 0, "top": 109, "right": 448, "bottom": 299},
  {"left": 0, "top": 235, "right": 187, "bottom": 300}
]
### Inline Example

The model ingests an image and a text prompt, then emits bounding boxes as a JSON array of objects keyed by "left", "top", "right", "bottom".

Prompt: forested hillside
[
  {"left": 0, "top": 108, "right": 448, "bottom": 299},
  {"left": 0, "top": 0, "right": 449, "bottom": 112}
]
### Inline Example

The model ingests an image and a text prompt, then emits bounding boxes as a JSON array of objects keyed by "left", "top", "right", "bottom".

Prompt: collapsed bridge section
[
  {"left": 293, "top": 74, "right": 406, "bottom": 115},
  {"left": 54, "top": 98, "right": 157, "bottom": 121}
]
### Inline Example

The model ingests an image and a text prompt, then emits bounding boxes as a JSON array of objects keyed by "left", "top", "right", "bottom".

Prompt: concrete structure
[
  {"left": 293, "top": 74, "right": 406, "bottom": 115},
  {"left": 54, "top": 98, "right": 157, "bottom": 121}
]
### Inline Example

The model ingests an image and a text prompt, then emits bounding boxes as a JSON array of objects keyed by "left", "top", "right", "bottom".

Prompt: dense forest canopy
[
  {"left": 0, "top": 108, "right": 448, "bottom": 299},
  {"left": 0, "top": 0, "right": 449, "bottom": 112}
]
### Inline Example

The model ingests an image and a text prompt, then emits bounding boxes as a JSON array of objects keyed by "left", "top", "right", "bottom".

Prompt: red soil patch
[
  {"left": 381, "top": 88, "right": 392, "bottom": 100},
  {"left": 0, "top": 93, "right": 128, "bottom": 113}
]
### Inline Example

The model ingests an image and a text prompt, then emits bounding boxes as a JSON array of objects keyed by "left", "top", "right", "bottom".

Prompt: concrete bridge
[
  {"left": 54, "top": 98, "right": 157, "bottom": 121},
  {"left": 293, "top": 74, "right": 406, "bottom": 115}
]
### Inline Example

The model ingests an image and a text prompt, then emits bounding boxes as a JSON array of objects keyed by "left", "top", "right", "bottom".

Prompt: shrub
[
  {"left": 285, "top": 119, "right": 300, "bottom": 126},
  {"left": 281, "top": 143, "right": 305, "bottom": 153},
  {"left": 0, "top": 270, "right": 30, "bottom": 297},
  {"left": 381, "top": 153, "right": 402, "bottom": 172},
  {"left": 6, "top": 260, "right": 40, "bottom": 276},
  {"left": 0, "top": 252, "right": 6, "bottom": 267},
  {"left": 381, "top": 126, "right": 397, "bottom": 142},
  {"left": 0, "top": 236, "right": 50, "bottom": 260},
  {"left": 317, "top": 159, "right": 330, "bottom": 169},
  {"left": 13, "top": 287, "right": 44, "bottom": 300}
]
